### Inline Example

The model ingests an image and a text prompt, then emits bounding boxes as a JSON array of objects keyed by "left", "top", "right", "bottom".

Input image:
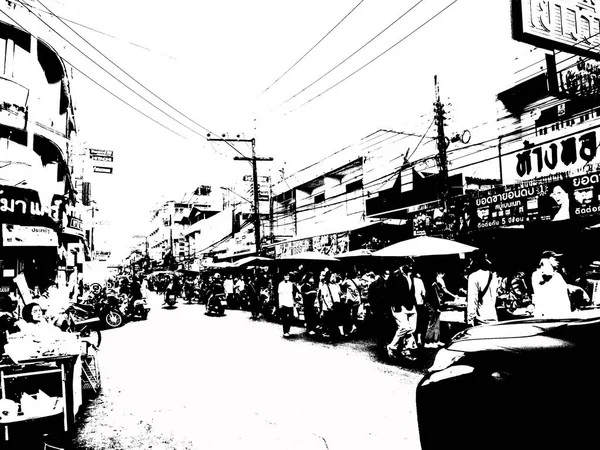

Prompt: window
[
  {"left": 314, "top": 193, "right": 325, "bottom": 204},
  {"left": 346, "top": 179, "right": 363, "bottom": 193}
]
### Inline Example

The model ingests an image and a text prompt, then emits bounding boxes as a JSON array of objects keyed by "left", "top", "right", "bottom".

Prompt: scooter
[
  {"left": 120, "top": 295, "right": 151, "bottom": 320},
  {"left": 164, "top": 291, "right": 177, "bottom": 307},
  {"left": 205, "top": 293, "right": 226, "bottom": 316}
]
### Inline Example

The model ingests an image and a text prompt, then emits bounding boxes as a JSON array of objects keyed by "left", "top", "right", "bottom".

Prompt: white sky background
[{"left": 27, "top": 0, "right": 536, "bottom": 259}]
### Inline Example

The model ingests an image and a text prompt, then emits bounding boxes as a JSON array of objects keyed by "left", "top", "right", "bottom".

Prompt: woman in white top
[
  {"left": 318, "top": 272, "right": 342, "bottom": 337},
  {"left": 531, "top": 251, "right": 571, "bottom": 319}
]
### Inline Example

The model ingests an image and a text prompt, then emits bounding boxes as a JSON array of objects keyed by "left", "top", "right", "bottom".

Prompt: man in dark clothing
[
  {"left": 368, "top": 270, "right": 392, "bottom": 348},
  {"left": 300, "top": 274, "right": 318, "bottom": 335},
  {"left": 386, "top": 260, "right": 418, "bottom": 360}
]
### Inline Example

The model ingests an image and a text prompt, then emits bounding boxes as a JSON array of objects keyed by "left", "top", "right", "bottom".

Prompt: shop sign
[
  {"left": 411, "top": 203, "right": 455, "bottom": 237},
  {"left": 512, "top": 0, "right": 600, "bottom": 59},
  {"left": 89, "top": 149, "right": 113, "bottom": 158},
  {"left": 572, "top": 170, "right": 600, "bottom": 217},
  {"left": 0, "top": 184, "right": 64, "bottom": 227},
  {"left": 275, "top": 232, "right": 350, "bottom": 257},
  {"left": 508, "top": 127, "right": 600, "bottom": 181},
  {"left": 555, "top": 56, "right": 600, "bottom": 98},
  {"left": 1, "top": 224, "right": 58, "bottom": 247},
  {"left": 93, "top": 166, "right": 113, "bottom": 174}
]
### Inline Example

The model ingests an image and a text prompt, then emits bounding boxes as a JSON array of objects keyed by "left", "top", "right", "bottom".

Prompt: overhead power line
[
  {"left": 17, "top": 0, "right": 248, "bottom": 160},
  {"left": 14, "top": 0, "right": 176, "bottom": 59},
  {"left": 275, "top": 0, "right": 426, "bottom": 111},
  {"left": 0, "top": 9, "right": 192, "bottom": 141},
  {"left": 288, "top": 0, "right": 460, "bottom": 114},
  {"left": 261, "top": 0, "right": 366, "bottom": 95}
]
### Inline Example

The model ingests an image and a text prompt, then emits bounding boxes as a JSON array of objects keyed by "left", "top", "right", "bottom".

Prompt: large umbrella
[
  {"left": 233, "top": 256, "right": 274, "bottom": 267},
  {"left": 279, "top": 251, "right": 339, "bottom": 262},
  {"left": 373, "top": 236, "right": 478, "bottom": 257},
  {"left": 336, "top": 249, "right": 374, "bottom": 258}
]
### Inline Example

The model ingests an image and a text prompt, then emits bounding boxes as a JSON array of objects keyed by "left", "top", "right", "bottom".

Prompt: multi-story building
[
  {"left": 268, "top": 130, "right": 413, "bottom": 257},
  {"left": 147, "top": 185, "right": 222, "bottom": 268},
  {"left": 0, "top": 4, "right": 86, "bottom": 294}
]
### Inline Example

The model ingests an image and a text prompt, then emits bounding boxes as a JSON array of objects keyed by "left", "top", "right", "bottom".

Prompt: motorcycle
[
  {"left": 67, "top": 284, "right": 124, "bottom": 330},
  {"left": 164, "top": 290, "right": 178, "bottom": 307},
  {"left": 120, "top": 294, "right": 151, "bottom": 321},
  {"left": 205, "top": 293, "right": 226, "bottom": 316}
]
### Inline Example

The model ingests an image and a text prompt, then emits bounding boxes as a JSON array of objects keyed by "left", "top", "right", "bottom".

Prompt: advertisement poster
[{"left": 459, "top": 168, "right": 600, "bottom": 232}]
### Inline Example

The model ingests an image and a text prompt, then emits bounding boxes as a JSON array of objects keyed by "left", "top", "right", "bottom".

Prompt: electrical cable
[
  {"left": 0, "top": 9, "right": 191, "bottom": 141},
  {"left": 20, "top": 0, "right": 249, "bottom": 160},
  {"left": 286, "top": 1, "right": 459, "bottom": 114},
  {"left": 261, "top": 0, "right": 367, "bottom": 95},
  {"left": 274, "top": 0, "right": 426, "bottom": 111},
  {"left": 14, "top": 0, "right": 176, "bottom": 59}
]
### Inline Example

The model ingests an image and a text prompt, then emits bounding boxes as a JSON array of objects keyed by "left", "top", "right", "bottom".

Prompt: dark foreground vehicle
[{"left": 416, "top": 312, "right": 600, "bottom": 450}]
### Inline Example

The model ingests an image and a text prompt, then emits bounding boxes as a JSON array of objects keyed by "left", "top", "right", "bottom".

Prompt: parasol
[
  {"left": 373, "top": 236, "right": 478, "bottom": 257},
  {"left": 279, "top": 251, "right": 339, "bottom": 262},
  {"left": 233, "top": 256, "right": 274, "bottom": 268},
  {"left": 336, "top": 249, "right": 374, "bottom": 258}
]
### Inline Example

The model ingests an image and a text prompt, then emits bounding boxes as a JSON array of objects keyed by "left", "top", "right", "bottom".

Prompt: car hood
[{"left": 446, "top": 316, "right": 600, "bottom": 353}]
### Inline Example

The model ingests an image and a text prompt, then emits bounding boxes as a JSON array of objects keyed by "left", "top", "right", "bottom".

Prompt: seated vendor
[{"left": 17, "top": 302, "right": 63, "bottom": 338}]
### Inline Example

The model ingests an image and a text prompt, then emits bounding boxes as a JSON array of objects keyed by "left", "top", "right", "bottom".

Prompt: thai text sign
[
  {"left": 556, "top": 57, "right": 600, "bottom": 98},
  {"left": 512, "top": 0, "right": 600, "bottom": 59},
  {"left": 509, "top": 127, "right": 599, "bottom": 180},
  {"left": 463, "top": 168, "right": 600, "bottom": 231},
  {"left": 2, "top": 224, "right": 58, "bottom": 247},
  {"left": 0, "top": 185, "right": 64, "bottom": 227}
]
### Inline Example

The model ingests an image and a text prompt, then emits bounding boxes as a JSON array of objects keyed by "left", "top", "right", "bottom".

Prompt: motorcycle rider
[
  {"left": 207, "top": 273, "right": 226, "bottom": 313},
  {"left": 164, "top": 275, "right": 182, "bottom": 305},
  {"left": 127, "top": 276, "right": 143, "bottom": 314}
]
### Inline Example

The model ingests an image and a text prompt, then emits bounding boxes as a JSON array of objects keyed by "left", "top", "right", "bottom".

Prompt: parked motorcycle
[{"left": 67, "top": 284, "right": 124, "bottom": 330}]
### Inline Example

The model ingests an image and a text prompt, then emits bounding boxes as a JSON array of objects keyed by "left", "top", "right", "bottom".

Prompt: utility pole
[
  {"left": 434, "top": 75, "right": 449, "bottom": 210},
  {"left": 207, "top": 135, "right": 273, "bottom": 255}
]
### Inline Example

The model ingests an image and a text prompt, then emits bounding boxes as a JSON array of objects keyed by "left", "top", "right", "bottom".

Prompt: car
[{"left": 416, "top": 310, "right": 600, "bottom": 450}]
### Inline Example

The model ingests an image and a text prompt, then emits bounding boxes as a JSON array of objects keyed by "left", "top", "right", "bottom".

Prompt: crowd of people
[{"left": 116, "top": 249, "right": 600, "bottom": 364}]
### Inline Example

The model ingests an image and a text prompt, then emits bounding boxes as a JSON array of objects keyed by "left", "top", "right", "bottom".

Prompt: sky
[{"left": 13, "top": 0, "right": 537, "bottom": 260}]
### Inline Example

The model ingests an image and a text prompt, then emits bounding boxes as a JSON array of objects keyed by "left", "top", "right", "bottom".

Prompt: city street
[{"left": 70, "top": 292, "right": 423, "bottom": 450}]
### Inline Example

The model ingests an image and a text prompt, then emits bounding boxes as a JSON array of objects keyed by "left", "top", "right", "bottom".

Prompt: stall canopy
[
  {"left": 373, "top": 236, "right": 478, "bottom": 257},
  {"left": 233, "top": 256, "right": 273, "bottom": 268},
  {"left": 279, "top": 251, "right": 339, "bottom": 262},
  {"left": 336, "top": 249, "right": 374, "bottom": 258}
]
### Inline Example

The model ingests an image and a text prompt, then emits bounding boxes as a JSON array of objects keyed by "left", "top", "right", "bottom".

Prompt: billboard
[
  {"left": 458, "top": 168, "right": 600, "bottom": 232},
  {"left": 512, "top": 0, "right": 600, "bottom": 59}
]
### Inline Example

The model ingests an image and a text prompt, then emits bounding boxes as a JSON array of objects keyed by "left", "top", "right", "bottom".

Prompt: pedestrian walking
[
  {"left": 368, "top": 269, "right": 392, "bottom": 348},
  {"left": 317, "top": 271, "right": 341, "bottom": 338},
  {"left": 425, "top": 271, "right": 457, "bottom": 347},
  {"left": 278, "top": 272, "right": 299, "bottom": 337},
  {"left": 466, "top": 252, "right": 499, "bottom": 326},
  {"left": 341, "top": 271, "right": 362, "bottom": 335},
  {"left": 531, "top": 250, "right": 571, "bottom": 318},
  {"left": 412, "top": 270, "right": 428, "bottom": 348},
  {"left": 387, "top": 260, "right": 418, "bottom": 361},
  {"left": 300, "top": 274, "right": 319, "bottom": 335}
]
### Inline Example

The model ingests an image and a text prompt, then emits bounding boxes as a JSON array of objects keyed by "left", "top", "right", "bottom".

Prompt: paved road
[{"left": 70, "top": 292, "right": 424, "bottom": 450}]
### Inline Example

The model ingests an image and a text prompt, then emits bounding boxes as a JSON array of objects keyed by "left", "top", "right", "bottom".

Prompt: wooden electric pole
[{"left": 207, "top": 136, "right": 273, "bottom": 255}]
